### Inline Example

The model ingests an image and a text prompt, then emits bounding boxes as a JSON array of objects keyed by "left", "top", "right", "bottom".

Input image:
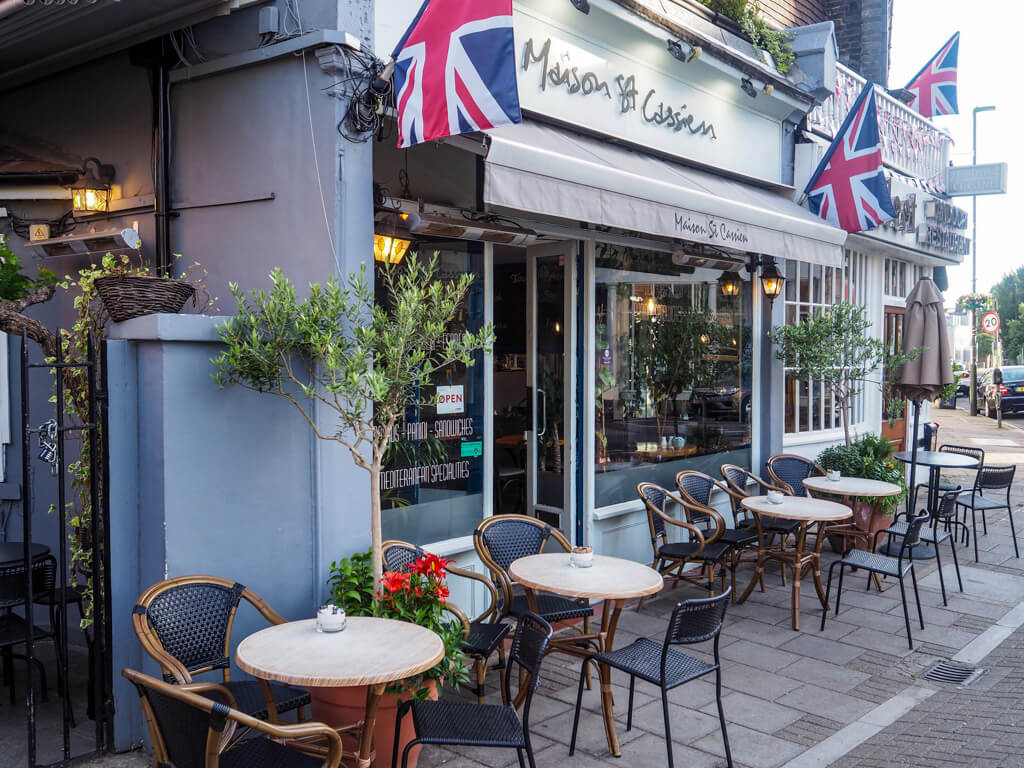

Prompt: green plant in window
[
  {"left": 213, "top": 254, "right": 495, "bottom": 585},
  {"left": 817, "top": 434, "right": 907, "bottom": 515},
  {"left": 769, "top": 302, "right": 918, "bottom": 446}
]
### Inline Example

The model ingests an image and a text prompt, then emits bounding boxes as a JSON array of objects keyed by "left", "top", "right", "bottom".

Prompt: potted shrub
[
  {"left": 817, "top": 434, "right": 908, "bottom": 548},
  {"left": 318, "top": 550, "right": 468, "bottom": 768}
]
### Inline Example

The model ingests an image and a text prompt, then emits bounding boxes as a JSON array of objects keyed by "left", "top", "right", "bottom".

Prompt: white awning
[{"left": 484, "top": 121, "right": 847, "bottom": 266}]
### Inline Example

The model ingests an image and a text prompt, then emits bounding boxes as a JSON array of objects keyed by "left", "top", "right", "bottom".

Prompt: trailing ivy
[{"left": 698, "top": 0, "right": 796, "bottom": 74}]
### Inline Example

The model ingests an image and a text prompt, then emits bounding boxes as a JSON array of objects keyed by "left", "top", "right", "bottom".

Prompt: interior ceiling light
[
  {"left": 740, "top": 77, "right": 757, "bottom": 99},
  {"left": 569, "top": 0, "right": 590, "bottom": 13}
]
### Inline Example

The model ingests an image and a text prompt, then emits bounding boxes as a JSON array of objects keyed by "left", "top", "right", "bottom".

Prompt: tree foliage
[
  {"left": 769, "top": 302, "right": 917, "bottom": 445},
  {"left": 992, "top": 267, "right": 1024, "bottom": 364},
  {"left": 212, "top": 254, "right": 494, "bottom": 583}
]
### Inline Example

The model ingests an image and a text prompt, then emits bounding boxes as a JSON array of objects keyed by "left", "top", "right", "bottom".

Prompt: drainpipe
[{"left": 153, "top": 50, "right": 172, "bottom": 276}]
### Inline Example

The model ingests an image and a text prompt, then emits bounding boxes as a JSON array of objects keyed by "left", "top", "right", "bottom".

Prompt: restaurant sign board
[{"left": 945, "top": 163, "right": 1008, "bottom": 197}]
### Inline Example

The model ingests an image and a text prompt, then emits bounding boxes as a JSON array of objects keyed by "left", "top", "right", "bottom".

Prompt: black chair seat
[
  {"left": 221, "top": 733, "right": 325, "bottom": 768},
  {"left": 463, "top": 622, "right": 510, "bottom": 658},
  {"left": 839, "top": 549, "right": 910, "bottom": 577},
  {"left": 718, "top": 528, "right": 759, "bottom": 548},
  {"left": 33, "top": 585, "right": 86, "bottom": 606},
  {"left": 660, "top": 541, "right": 731, "bottom": 563},
  {"left": 595, "top": 636, "right": 715, "bottom": 689},
  {"left": 0, "top": 613, "right": 52, "bottom": 646},
  {"left": 885, "top": 521, "right": 949, "bottom": 545},
  {"left": 408, "top": 699, "right": 525, "bottom": 747},
  {"left": 956, "top": 493, "right": 1006, "bottom": 510},
  {"left": 215, "top": 680, "right": 310, "bottom": 721},
  {"left": 507, "top": 593, "right": 593, "bottom": 623}
]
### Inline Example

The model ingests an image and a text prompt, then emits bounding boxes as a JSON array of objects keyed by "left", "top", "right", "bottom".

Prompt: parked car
[
  {"left": 984, "top": 366, "right": 1024, "bottom": 418},
  {"left": 690, "top": 386, "right": 751, "bottom": 423},
  {"left": 955, "top": 369, "right": 971, "bottom": 397}
]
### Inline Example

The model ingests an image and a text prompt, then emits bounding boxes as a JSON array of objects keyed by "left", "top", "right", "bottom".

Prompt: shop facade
[{"left": 373, "top": 0, "right": 846, "bottom": 603}]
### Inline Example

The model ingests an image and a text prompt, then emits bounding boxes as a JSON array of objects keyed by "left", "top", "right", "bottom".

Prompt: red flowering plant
[{"left": 328, "top": 549, "right": 468, "bottom": 698}]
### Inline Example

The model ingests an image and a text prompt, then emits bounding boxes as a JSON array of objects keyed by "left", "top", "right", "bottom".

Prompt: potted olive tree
[{"left": 212, "top": 253, "right": 494, "bottom": 585}]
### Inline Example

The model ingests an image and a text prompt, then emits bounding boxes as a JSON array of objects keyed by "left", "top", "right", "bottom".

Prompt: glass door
[{"left": 526, "top": 242, "right": 574, "bottom": 537}]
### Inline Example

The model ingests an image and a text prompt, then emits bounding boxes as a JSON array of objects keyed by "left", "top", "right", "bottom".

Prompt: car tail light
[{"left": 1000, "top": 386, "right": 1011, "bottom": 395}]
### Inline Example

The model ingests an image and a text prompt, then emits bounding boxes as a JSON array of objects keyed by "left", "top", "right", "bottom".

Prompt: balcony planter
[
  {"left": 95, "top": 275, "right": 196, "bottom": 323},
  {"left": 309, "top": 679, "right": 440, "bottom": 768}
]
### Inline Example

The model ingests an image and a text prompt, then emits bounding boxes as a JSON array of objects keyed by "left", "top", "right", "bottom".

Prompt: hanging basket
[{"left": 94, "top": 275, "right": 196, "bottom": 323}]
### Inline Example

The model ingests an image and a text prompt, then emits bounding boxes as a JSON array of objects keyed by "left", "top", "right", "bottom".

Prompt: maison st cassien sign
[{"left": 513, "top": 2, "right": 784, "bottom": 183}]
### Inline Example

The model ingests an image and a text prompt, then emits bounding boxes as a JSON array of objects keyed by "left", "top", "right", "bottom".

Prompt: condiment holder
[
  {"left": 766, "top": 490, "right": 785, "bottom": 505},
  {"left": 570, "top": 546, "right": 593, "bottom": 568},
  {"left": 316, "top": 604, "right": 347, "bottom": 633},
  {"left": 827, "top": 470, "right": 841, "bottom": 482}
]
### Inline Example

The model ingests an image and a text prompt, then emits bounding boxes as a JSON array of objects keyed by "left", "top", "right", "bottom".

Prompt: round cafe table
[
  {"left": 236, "top": 617, "right": 443, "bottom": 768},
  {"left": 739, "top": 496, "right": 852, "bottom": 631},
  {"left": 509, "top": 553, "right": 662, "bottom": 758}
]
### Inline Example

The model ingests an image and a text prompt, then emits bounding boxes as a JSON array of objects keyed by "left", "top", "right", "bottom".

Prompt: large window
[
  {"left": 883, "top": 258, "right": 929, "bottom": 299},
  {"left": 379, "top": 243, "right": 486, "bottom": 543},
  {"left": 594, "top": 244, "right": 752, "bottom": 507},
  {"left": 783, "top": 250, "right": 868, "bottom": 435}
]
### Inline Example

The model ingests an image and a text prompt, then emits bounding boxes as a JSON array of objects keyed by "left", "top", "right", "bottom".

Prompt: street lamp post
[{"left": 970, "top": 105, "right": 996, "bottom": 417}]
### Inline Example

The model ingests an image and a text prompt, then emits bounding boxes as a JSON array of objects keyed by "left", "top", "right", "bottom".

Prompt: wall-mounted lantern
[
  {"left": 69, "top": 157, "right": 115, "bottom": 213},
  {"left": 747, "top": 254, "right": 785, "bottom": 307},
  {"left": 719, "top": 273, "right": 742, "bottom": 297},
  {"left": 373, "top": 234, "right": 412, "bottom": 264}
]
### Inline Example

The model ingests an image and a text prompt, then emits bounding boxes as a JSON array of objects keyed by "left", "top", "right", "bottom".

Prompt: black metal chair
[
  {"left": 881, "top": 489, "right": 965, "bottom": 606},
  {"left": 676, "top": 471, "right": 760, "bottom": 600},
  {"left": 913, "top": 444, "right": 983, "bottom": 513},
  {"left": 124, "top": 668, "right": 343, "bottom": 768},
  {"left": 956, "top": 464, "right": 1017, "bottom": 561},
  {"left": 0, "top": 558, "right": 62, "bottom": 705},
  {"left": 132, "top": 575, "right": 310, "bottom": 722},
  {"left": 636, "top": 482, "right": 729, "bottom": 611},
  {"left": 822, "top": 512, "right": 930, "bottom": 650},
  {"left": 383, "top": 540, "right": 510, "bottom": 705},
  {"left": 473, "top": 515, "right": 594, "bottom": 633},
  {"left": 569, "top": 590, "right": 733, "bottom": 768},
  {"left": 393, "top": 612, "right": 552, "bottom": 768},
  {"left": 766, "top": 454, "right": 825, "bottom": 497}
]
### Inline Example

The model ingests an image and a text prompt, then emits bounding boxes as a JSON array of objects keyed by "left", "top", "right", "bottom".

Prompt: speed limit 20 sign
[{"left": 981, "top": 311, "right": 1001, "bottom": 335}]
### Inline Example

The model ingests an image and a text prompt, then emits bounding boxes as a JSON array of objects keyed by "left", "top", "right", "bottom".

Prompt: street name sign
[{"left": 945, "top": 163, "right": 1009, "bottom": 197}]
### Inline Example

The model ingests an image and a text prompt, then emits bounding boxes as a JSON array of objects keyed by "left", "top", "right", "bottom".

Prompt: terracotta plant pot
[
  {"left": 309, "top": 679, "right": 439, "bottom": 768},
  {"left": 828, "top": 499, "right": 891, "bottom": 552}
]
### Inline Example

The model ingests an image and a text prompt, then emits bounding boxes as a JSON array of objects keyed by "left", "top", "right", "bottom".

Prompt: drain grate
[{"left": 923, "top": 661, "right": 984, "bottom": 686}]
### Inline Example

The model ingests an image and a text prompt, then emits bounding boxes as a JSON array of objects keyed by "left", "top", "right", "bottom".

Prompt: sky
[{"left": 889, "top": 0, "right": 1019, "bottom": 297}]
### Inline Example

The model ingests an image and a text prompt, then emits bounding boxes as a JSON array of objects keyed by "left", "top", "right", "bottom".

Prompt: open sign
[{"left": 436, "top": 386, "right": 465, "bottom": 414}]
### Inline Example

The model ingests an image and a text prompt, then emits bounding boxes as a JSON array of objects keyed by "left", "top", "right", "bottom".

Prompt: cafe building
[{"left": 371, "top": 0, "right": 847, "bottom": 585}]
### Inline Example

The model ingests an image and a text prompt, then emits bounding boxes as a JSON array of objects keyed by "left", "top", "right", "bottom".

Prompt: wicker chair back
[
  {"left": 677, "top": 472, "right": 715, "bottom": 506},
  {"left": 766, "top": 455, "right": 819, "bottom": 497},
  {"left": 665, "top": 589, "right": 730, "bottom": 646},
  {"left": 638, "top": 483, "right": 669, "bottom": 539},
  {"left": 142, "top": 581, "right": 244, "bottom": 680},
  {"left": 719, "top": 465, "right": 750, "bottom": 495},
  {"left": 938, "top": 444, "right": 985, "bottom": 466},
  {"left": 478, "top": 518, "right": 554, "bottom": 574},
  {"left": 0, "top": 558, "right": 49, "bottom": 610},
  {"left": 130, "top": 674, "right": 225, "bottom": 768},
  {"left": 383, "top": 542, "right": 424, "bottom": 572}
]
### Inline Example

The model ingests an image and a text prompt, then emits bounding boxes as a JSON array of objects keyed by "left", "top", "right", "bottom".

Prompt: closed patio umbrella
[{"left": 897, "top": 276, "right": 953, "bottom": 517}]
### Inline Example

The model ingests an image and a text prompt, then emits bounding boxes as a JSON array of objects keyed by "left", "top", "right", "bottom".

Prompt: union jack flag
[
  {"left": 803, "top": 83, "right": 895, "bottom": 234},
  {"left": 905, "top": 32, "right": 959, "bottom": 118},
  {"left": 392, "top": 0, "right": 522, "bottom": 148}
]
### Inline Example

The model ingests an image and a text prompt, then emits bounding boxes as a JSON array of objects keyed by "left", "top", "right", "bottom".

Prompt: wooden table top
[
  {"left": 894, "top": 451, "right": 978, "bottom": 469},
  {"left": 0, "top": 542, "right": 50, "bottom": 567},
  {"left": 235, "top": 617, "right": 444, "bottom": 687},
  {"left": 803, "top": 476, "right": 903, "bottom": 498},
  {"left": 741, "top": 495, "right": 852, "bottom": 522},
  {"left": 510, "top": 553, "right": 663, "bottom": 600}
]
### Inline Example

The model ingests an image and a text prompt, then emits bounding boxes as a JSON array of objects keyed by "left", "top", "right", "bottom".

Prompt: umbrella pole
[{"left": 907, "top": 400, "right": 921, "bottom": 520}]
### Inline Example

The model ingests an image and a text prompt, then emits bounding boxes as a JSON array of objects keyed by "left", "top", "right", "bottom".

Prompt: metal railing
[{"left": 806, "top": 63, "right": 953, "bottom": 186}]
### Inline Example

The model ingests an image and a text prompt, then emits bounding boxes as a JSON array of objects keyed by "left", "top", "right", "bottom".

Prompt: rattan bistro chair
[
  {"left": 636, "top": 482, "right": 729, "bottom": 611},
  {"left": 956, "top": 464, "right": 1018, "bottom": 561},
  {"left": 0, "top": 558, "right": 62, "bottom": 705},
  {"left": 569, "top": 590, "right": 733, "bottom": 768},
  {"left": 132, "top": 575, "right": 310, "bottom": 723},
  {"left": 766, "top": 454, "right": 825, "bottom": 497},
  {"left": 393, "top": 612, "right": 553, "bottom": 768},
  {"left": 822, "top": 513, "right": 930, "bottom": 650},
  {"left": 473, "top": 515, "right": 594, "bottom": 634},
  {"left": 123, "top": 669, "right": 343, "bottom": 768},
  {"left": 383, "top": 540, "right": 510, "bottom": 705},
  {"left": 675, "top": 471, "right": 760, "bottom": 600},
  {"left": 720, "top": 465, "right": 801, "bottom": 584}
]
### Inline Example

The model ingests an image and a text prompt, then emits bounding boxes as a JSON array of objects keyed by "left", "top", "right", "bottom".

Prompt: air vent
[{"left": 923, "top": 661, "right": 984, "bottom": 686}]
